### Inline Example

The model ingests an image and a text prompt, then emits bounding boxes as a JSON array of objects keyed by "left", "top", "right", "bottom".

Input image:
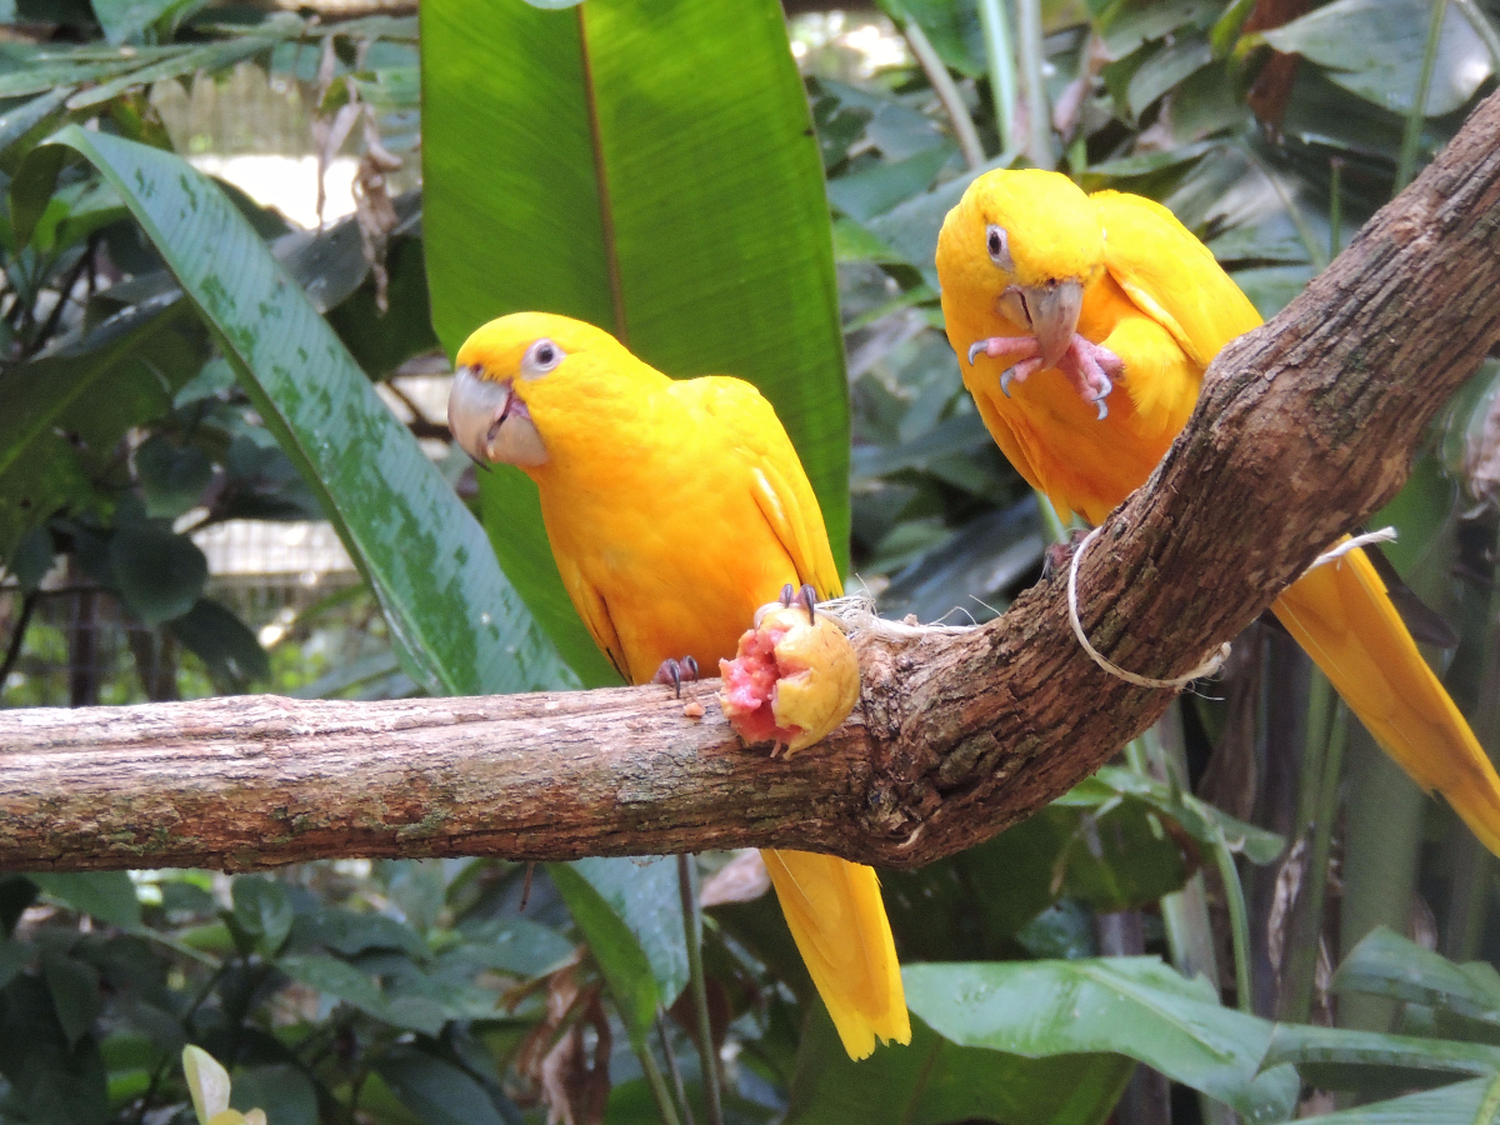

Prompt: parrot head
[
  {"left": 448, "top": 312, "right": 647, "bottom": 472},
  {"left": 936, "top": 168, "right": 1106, "bottom": 368}
]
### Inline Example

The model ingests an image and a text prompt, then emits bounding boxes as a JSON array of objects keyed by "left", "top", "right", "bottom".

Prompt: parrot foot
[
  {"left": 652, "top": 655, "right": 700, "bottom": 698},
  {"left": 779, "top": 581, "right": 819, "bottom": 625},
  {"left": 1057, "top": 337, "right": 1122, "bottom": 420},
  {"left": 1041, "top": 527, "right": 1093, "bottom": 580},
  {"left": 968, "top": 334, "right": 1122, "bottom": 420}
]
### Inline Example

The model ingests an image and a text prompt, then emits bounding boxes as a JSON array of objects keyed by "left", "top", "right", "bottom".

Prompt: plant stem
[
  {"left": 903, "top": 18, "right": 984, "bottom": 170},
  {"left": 1211, "top": 824, "right": 1253, "bottom": 1014},
  {"left": 657, "top": 1012, "right": 697, "bottom": 1125},
  {"left": 1277, "top": 679, "right": 1346, "bottom": 1024},
  {"left": 1015, "top": 0, "right": 1053, "bottom": 166},
  {"left": 636, "top": 1035, "right": 684, "bottom": 1125},
  {"left": 1395, "top": 0, "right": 1449, "bottom": 192},
  {"left": 678, "top": 853, "right": 722, "bottom": 1125},
  {"left": 0, "top": 590, "right": 37, "bottom": 700},
  {"left": 1328, "top": 157, "right": 1344, "bottom": 261},
  {"left": 977, "top": 0, "right": 1018, "bottom": 153}
]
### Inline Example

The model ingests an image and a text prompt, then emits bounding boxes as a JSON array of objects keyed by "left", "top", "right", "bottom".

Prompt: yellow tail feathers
[
  {"left": 1273, "top": 547, "right": 1500, "bottom": 855},
  {"left": 760, "top": 848, "right": 911, "bottom": 1059}
]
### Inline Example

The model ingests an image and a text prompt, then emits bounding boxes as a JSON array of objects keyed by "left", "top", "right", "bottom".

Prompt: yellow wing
[
  {"left": 1092, "top": 189, "right": 1263, "bottom": 364},
  {"left": 670, "top": 375, "right": 843, "bottom": 599}
]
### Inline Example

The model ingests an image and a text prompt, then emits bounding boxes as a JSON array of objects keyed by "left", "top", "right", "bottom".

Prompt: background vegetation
[{"left": 1, "top": 0, "right": 1499, "bottom": 1122}]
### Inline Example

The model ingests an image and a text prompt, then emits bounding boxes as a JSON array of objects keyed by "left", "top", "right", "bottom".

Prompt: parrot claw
[
  {"left": 969, "top": 333, "right": 1121, "bottom": 422},
  {"left": 652, "top": 655, "right": 700, "bottom": 698},
  {"left": 776, "top": 582, "right": 819, "bottom": 625}
]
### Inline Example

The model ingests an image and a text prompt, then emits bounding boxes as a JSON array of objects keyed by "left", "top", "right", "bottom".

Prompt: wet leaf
[
  {"left": 423, "top": 0, "right": 850, "bottom": 683},
  {"left": 38, "top": 124, "right": 572, "bottom": 696}
]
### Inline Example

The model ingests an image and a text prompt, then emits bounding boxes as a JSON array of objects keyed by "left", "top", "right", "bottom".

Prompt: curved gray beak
[
  {"left": 447, "top": 364, "right": 548, "bottom": 468},
  {"left": 998, "top": 279, "right": 1083, "bottom": 369}
]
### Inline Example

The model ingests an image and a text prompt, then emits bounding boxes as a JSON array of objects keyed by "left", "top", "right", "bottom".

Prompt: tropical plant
[{"left": 0, "top": 0, "right": 1498, "bottom": 1123}]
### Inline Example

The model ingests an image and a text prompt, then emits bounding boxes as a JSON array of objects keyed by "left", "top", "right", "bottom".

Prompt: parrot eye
[
  {"left": 522, "top": 338, "right": 565, "bottom": 378},
  {"left": 985, "top": 224, "right": 1015, "bottom": 271}
]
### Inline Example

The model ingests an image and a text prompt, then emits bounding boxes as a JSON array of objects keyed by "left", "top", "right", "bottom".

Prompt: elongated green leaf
[
  {"left": 30, "top": 872, "right": 142, "bottom": 927},
  {"left": 0, "top": 46, "right": 170, "bottom": 98},
  {"left": 423, "top": 0, "right": 850, "bottom": 684},
  {"left": 39, "top": 125, "right": 571, "bottom": 696},
  {"left": 548, "top": 860, "right": 678, "bottom": 1047},
  {"left": 1079, "top": 765, "right": 1286, "bottom": 863},
  {"left": 66, "top": 37, "right": 278, "bottom": 110},
  {"left": 1292, "top": 1074, "right": 1500, "bottom": 1124},
  {"left": 1333, "top": 925, "right": 1500, "bottom": 1023},
  {"left": 904, "top": 959, "right": 1300, "bottom": 1123},
  {"left": 785, "top": 1005, "right": 1132, "bottom": 1125},
  {"left": 278, "top": 954, "right": 448, "bottom": 1035},
  {"left": 1262, "top": 1022, "right": 1500, "bottom": 1078},
  {"left": 569, "top": 857, "right": 688, "bottom": 1006},
  {"left": 1264, "top": 0, "right": 1491, "bottom": 116}
]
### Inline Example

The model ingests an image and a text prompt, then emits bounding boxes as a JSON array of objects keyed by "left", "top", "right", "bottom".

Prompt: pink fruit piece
[{"left": 718, "top": 604, "right": 861, "bottom": 755}]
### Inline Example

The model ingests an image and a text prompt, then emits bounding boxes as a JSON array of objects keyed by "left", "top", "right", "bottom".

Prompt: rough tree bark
[{"left": 3, "top": 92, "right": 1500, "bottom": 875}]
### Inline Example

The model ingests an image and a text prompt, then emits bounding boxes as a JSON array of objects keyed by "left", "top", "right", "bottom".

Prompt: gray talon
[
  {"left": 1095, "top": 400, "right": 1108, "bottom": 421},
  {"left": 967, "top": 340, "right": 987, "bottom": 366},
  {"left": 1001, "top": 368, "right": 1016, "bottom": 397},
  {"left": 800, "top": 584, "right": 818, "bottom": 625}
]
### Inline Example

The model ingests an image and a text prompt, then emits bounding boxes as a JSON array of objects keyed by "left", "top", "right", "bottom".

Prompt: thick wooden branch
[{"left": 4, "top": 92, "right": 1500, "bottom": 874}]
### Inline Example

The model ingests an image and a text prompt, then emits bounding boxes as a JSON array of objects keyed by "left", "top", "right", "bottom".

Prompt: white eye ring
[
  {"left": 522, "top": 338, "right": 565, "bottom": 378},
  {"left": 985, "top": 223, "right": 1015, "bottom": 271}
]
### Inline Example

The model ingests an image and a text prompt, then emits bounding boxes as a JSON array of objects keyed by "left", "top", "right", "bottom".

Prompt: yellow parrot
[
  {"left": 447, "top": 311, "right": 910, "bottom": 1060},
  {"left": 936, "top": 168, "right": 1500, "bottom": 856}
]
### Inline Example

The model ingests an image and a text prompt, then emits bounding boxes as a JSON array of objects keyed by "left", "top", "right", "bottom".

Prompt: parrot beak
[
  {"left": 447, "top": 364, "right": 549, "bottom": 468},
  {"left": 999, "top": 279, "right": 1082, "bottom": 370}
]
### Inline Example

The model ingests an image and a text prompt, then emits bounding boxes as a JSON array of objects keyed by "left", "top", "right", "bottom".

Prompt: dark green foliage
[{"left": 1, "top": 0, "right": 1498, "bottom": 1122}]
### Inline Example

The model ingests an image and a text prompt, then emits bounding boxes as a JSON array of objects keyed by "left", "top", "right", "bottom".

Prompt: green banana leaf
[
  {"left": 422, "top": 0, "right": 850, "bottom": 685},
  {"left": 29, "top": 125, "right": 571, "bottom": 696}
]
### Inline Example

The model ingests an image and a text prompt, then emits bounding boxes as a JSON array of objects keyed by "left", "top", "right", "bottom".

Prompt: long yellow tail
[
  {"left": 1272, "top": 547, "right": 1500, "bottom": 854},
  {"left": 760, "top": 848, "right": 911, "bottom": 1059}
]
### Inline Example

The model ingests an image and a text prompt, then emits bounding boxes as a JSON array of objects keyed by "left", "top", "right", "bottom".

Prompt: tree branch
[{"left": 4, "top": 91, "right": 1500, "bottom": 875}]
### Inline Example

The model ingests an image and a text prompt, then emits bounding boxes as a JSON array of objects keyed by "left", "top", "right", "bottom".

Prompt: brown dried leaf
[
  {"left": 700, "top": 848, "right": 771, "bottom": 907},
  {"left": 1266, "top": 836, "right": 1305, "bottom": 976},
  {"left": 508, "top": 956, "right": 611, "bottom": 1125}
]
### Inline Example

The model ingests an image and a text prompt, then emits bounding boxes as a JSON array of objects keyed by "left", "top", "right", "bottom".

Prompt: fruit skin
[{"left": 719, "top": 602, "right": 861, "bottom": 756}]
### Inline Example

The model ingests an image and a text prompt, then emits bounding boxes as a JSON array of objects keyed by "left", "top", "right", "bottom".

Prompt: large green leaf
[
  {"left": 904, "top": 958, "right": 1300, "bottom": 1123},
  {"left": 422, "top": 0, "right": 850, "bottom": 685},
  {"left": 548, "top": 857, "right": 688, "bottom": 1047},
  {"left": 1263, "top": 0, "right": 1492, "bottom": 117},
  {"left": 1332, "top": 927, "right": 1500, "bottom": 1023},
  {"left": 1291, "top": 1075, "right": 1500, "bottom": 1124},
  {"left": 35, "top": 125, "right": 572, "bottom": 696},
  {"left": 785, "top": 1005, "right": 1132, "bottom": 1125},
  {"left": 30, "top": 873, "right": 141, "bottom": 928},
  {"left": 548, "top": 863, "right": 658, "bottom": 1046}
]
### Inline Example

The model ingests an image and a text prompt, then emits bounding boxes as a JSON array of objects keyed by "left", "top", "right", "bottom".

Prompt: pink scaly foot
[
  {"left": 968, "top": 334, "right": 1123, "bottom": 420},
  {"left": 1057, "top": 337, "right": 1123, "bottom": 420}
]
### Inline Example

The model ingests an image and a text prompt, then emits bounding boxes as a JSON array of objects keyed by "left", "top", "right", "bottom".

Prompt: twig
[{"left": 902, "top": 19, "right": 985, "bottom": 170}]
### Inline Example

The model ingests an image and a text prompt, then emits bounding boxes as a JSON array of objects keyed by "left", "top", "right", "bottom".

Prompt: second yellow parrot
[
  {"left": 447, "top": 311, "right": 910, "bottom": 1060},
  {"left": 936, "top": 168, "right": 1500, "bottom": 855}
]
